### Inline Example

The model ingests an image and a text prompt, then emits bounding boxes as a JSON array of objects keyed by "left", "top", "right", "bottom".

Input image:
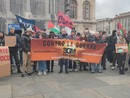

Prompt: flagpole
[{"left": 57, "top": 0, "right": 60, "bottom": 29}]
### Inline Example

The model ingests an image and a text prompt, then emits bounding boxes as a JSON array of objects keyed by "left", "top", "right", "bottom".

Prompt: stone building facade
[
  {"left": 96, "top": 11, "right": 130, "bottom": 35},
  {"left": 0, "top": 0, "right": 96, "bottom": 33}
]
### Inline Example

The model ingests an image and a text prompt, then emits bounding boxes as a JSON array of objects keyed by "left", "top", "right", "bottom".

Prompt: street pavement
[{"left": 1, "top": 62, "right": 130, "bottom": 98}]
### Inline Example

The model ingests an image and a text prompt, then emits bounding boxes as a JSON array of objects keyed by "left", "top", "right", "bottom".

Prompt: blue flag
[{"left": 15, "top": 15, "right": 35, "bottom": 30}]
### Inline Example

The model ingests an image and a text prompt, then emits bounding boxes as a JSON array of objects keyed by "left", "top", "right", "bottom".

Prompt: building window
[
  {"left": 10, "top": 0, "right": 27, "bottom": 16},
  {"left": 0, "top": 0, "right": 6, "bottom": 14},
  {"left": 55, "top": 0, "right": 58, "bottom": 14},
  {"left": 30, "top": 0, "right": 45, "bottom": 17},
  {"left": 49, "top": 0, "right": 55, "bottom": 14},
  {"left": 69, "top": 0, "right": 77, "bottom": 19},
  {"left": 83, "top": 0, "right": 90, "bottom": 20}
]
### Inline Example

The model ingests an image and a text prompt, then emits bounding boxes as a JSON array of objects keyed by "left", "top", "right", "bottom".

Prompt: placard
[
  {"left": 5, "top": 36, "right": 16, "bottom": 47},
  {"left": 115, "top": 44, "right": 128, "bottom": 53},
  {"left": 0, "top": 46, "right": 11, "bottom": 78}
]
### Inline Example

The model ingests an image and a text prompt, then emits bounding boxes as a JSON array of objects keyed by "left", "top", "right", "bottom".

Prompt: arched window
[
  {"left": 10, "top": 0, "right": 27, "bottom": 16},
  {"left": 83, "top": 0, "right": 90, "bottom": 20},
  {"left": 69, "top": 0, "right": 77, "bottom": 19}
]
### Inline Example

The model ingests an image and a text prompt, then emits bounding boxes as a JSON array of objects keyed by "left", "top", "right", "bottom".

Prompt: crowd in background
[{"left": 0, "top": 27, "right": 130, "bottom": 77}]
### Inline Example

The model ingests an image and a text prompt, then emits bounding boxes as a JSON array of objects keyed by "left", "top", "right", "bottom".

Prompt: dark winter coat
[
  {"left": 8, "top": 32, "right": 22, "bottom": 53},
  {"left": 21, "top": 34, "right": 31, "bottom": 53}
]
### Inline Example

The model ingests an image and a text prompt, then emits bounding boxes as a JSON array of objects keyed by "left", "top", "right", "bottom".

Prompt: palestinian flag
[
  {"left": 119, "top": 28, "right": 126, "bottom": 36},
  {"left": 117, "top": 21, "right": 122, "bottom": 30},
  {"left": 48, "top": 22, "right": 60, "bottom": 34},
  {"left": 117, "top": 21, "right": 126, "bottom": 36}
]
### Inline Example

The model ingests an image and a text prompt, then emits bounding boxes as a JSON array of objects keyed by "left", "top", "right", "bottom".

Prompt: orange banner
[{"left": 31, "top": 39, "right": 107, "bottom": 63}]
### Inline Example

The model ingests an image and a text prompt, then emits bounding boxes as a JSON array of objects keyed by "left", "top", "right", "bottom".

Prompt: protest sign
[
  {"left": 0, "top": 46, "right": 10, "bottom": 78},
  {"left": 115, "top": 44, "right": 128, "bottom": 53},
  {"left": 5, "top": 36, "right": 16, "bottom": 47}
]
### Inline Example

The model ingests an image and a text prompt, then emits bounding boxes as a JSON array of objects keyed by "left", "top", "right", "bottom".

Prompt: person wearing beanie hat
[
  {"left": 8, "top": 27, "right": 22, "bottom": 74},
  {"left": 20, "top": 28, "right": 34, "bottom": 77},
  {"left": 26, "top": 28, "right": 34, "bottom": 33}
]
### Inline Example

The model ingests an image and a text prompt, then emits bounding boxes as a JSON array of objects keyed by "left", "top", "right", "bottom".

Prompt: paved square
[{"left": 0, "top": 65, "right": 130, "bottom": 98}]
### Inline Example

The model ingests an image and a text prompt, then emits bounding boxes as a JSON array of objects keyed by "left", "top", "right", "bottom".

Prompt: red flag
[
  {"left": 32, "top": 26, "right": 41, "bottom": 36},
  {"left": 58, "top": 12, "right": 74, "bottom": 29},
  {"left": 117, "top": 21, "right": 123, "bottom": 30},
  {"left": 33, "top": 26, "right": 41, "bottom": 32}
]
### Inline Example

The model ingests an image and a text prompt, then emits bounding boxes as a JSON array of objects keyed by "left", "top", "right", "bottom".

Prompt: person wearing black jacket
[
  {"left": 20, "top": 28, "right": 34, "bottom": 77},
  {"left": 8, "top": 27, "right": 22, "bottom": 73},
  {"left": 0, "top": 31, "right": 4, "bottom": 46},
  {"left": 100, "top": 31, "right": 108, "bottom": 70},
  {"left": 117, "top": 35, "right": 126, "bottom": 75},
  {"left": 107, "top": 30, "right": 117, "bottom": 70}
]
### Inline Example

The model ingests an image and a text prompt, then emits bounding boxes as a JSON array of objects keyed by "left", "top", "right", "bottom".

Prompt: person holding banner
[
  {"left": 90, "top": 32, "right": 102, "bottom": 73},
  {"left": 8, "top": 27, "right": 22, "bottom": 74},
  {"left": 76, "top": 33, "right": 81, "bottom": 41},
  {"left": 20, "top": 28, "right": 34, "bottom": 77},
  {"left": 58, "top": 28, "right": 70, "bottom": 74},
  {"left": 79, "top": 30, "right": 90, "bottom": 71},
  {"left": 100, "top": 31, "right": 108, "bottom": 70},
  {"left": 35, "top": 30, "right": 48, "bottom": 76},
  {"left": 116, "top": 34, "right": 126, "bottom": 75},
  {"left": 69, "top": 30, "right": 78, "bottom": 72},
  {"left": 0, "top": 31, "right": 5, "bottom": 46},
  {"left": 46, "top": 31, "right": 55, "bottom": 73},
  {"left": 81, "top": 29, "right": 90, "bottom": 41}
]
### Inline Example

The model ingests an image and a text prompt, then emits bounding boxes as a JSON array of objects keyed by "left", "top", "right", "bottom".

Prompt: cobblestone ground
[{"left": 1, "top": 61, "right": 130, "bottom": 98}]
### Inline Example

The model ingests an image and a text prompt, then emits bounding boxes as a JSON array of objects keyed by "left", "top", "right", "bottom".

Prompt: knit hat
[{"left": 26, "top": 28, "right": 34, "bottom": 32}]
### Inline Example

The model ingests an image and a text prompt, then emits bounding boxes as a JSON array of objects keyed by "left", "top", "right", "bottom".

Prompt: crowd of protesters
[{"left": 0, "top": 27, "right": 130, "bottom": 77}]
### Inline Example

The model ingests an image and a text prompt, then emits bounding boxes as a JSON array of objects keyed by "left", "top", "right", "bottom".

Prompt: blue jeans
[
  {"left": 69, "top": 60, "right": 77, "bottom": 69},
  {"left": 59, "top": 59, "right": 69, "bottom": 72},
  {"left": 38, "top": 61, "right": 46, "bottom": 72},
  {"left": 91, "top": 63, "right": 102, "bottom": 73}
]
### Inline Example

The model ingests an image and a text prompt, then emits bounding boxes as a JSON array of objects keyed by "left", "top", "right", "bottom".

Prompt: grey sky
[{"left": 96, "top": 0, "right": 130, "bottom": 19}]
